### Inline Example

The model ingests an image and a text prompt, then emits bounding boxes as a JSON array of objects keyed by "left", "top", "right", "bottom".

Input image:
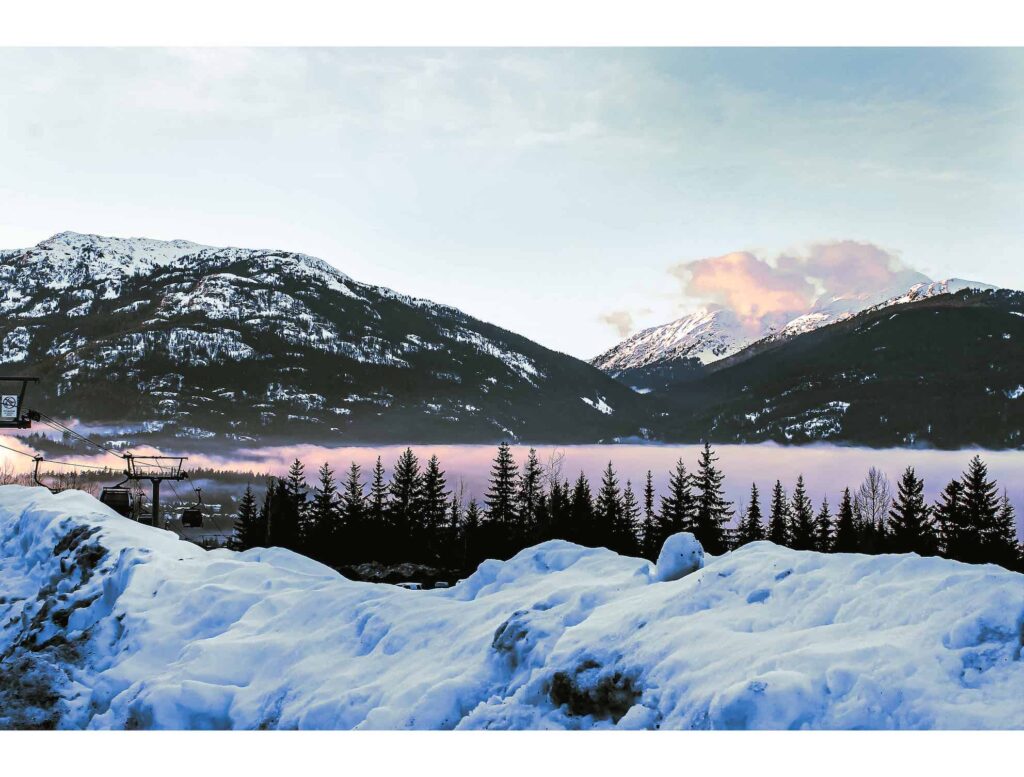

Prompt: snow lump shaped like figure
[{"left": 655, "top": 532, "right": 705, "bottom": 582}]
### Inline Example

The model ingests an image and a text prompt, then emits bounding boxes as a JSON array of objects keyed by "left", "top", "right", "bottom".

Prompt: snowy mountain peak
[
  {"left": 37, "top": 231, "right": 212, "bottom": 266},
  {"left": 592, "top": 306, "right": 752, "bottom": 374},
  {"left": 594, "top": 274, "right": 1001, "bottom": 374}
]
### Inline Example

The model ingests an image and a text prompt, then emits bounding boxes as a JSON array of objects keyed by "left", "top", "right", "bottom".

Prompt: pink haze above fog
[{"left": 4, "top": 437, "right": 1020, "bottom": 531}]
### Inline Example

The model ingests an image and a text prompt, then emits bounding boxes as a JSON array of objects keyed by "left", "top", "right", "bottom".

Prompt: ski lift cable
[
  {"left": 36, "top": 457, "right": 112, "bottom": 471},
  {"left": 0, "top": 440, "right": 36, "bottom": 458},
  {"left": 33, "top": 412, "right": 127, "bottom": 459},
  {"left": 0, "top": 442, "right": 106, "bottom": 470}
]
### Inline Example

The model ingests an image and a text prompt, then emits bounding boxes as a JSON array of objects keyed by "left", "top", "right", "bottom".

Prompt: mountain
[
  {"left": 591, "top": 306, "right": 751, "bottom": 375},
  {"left": 648, "top": 287, "right": 1024, "bottom": 449},
  {"left": 592, "top": 272, "right": 996, "bottom": 391},
  {"left": 0, "top": 232, "right": 649, "bottom": 447}
]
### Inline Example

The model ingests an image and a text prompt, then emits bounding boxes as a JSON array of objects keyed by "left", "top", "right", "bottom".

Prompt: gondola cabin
[
  {"left": 181, "top": 507, "right": 203, "bottom": 528},
  {"left": 99, "top": 487, "right": 135, "bottom": 518}
]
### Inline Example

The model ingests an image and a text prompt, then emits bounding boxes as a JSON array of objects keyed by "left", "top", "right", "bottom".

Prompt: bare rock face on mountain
[{"left": 0, "top": 232, "right": 649, "bottom": 447}]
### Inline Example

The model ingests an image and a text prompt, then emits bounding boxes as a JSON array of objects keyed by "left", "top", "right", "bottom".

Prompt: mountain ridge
[
  {"left": 648, "top": 287, "right": 1024, "bottom": 449},
  {"left": 592, "top": 273, "right": 997, "bottom": 380},
  {"left": 1, "top": 232, "right": 649, "bottom": 447}
]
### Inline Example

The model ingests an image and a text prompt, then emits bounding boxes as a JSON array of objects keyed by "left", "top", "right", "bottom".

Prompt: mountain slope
[
  {"left": 3, "top": 485, "right": 1023, "bottom": 729},
  {"left": 649, "top": 288, "right": 1024, "bottom": 449},
  {"left": 0, "top": 232, "right": 649, "bottom": 446},
  {"left": 593, "top": 274, "right": 995, "bottom": 390}
]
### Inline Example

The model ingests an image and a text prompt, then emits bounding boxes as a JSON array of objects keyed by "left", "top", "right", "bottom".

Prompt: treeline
[{"left": 229, "top": 443, "right": 1023, "bottom": 573}]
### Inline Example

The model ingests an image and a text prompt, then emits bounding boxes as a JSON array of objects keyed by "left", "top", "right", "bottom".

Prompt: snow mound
[
  {"left": 654, "top": 532, "right": 705, "bottom": 582},
  {"left": 1, "top": 485, "right": 1023, "bottom": 730}
]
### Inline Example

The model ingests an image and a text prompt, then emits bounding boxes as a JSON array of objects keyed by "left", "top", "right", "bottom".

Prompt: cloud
[
  {"left": 671, "top": 251, "right": 815, "bottom": 332},
  {"left": 599, "top": 310, "right": 638, "bottom": 337},
  {"left": 668, "top": 240, "right": 929, "bottom": 332},
  {"left": 776, "top": 240, "right": 922, "bottom": 298}
]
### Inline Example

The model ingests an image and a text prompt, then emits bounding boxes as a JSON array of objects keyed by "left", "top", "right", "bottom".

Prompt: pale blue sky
[{"left": 1, "top": 48, "right": 1022, "bottom": 357}]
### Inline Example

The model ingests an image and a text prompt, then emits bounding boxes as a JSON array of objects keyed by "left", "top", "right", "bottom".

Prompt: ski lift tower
[
  {"left": 0, "top": 377, "right": 38, "bottom": 429},
  {"left": 123, "top": 454, "right": 190, "bottom": 526}
]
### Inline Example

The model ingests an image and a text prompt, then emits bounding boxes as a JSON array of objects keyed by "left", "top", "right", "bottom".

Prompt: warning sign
[{"left": 1, "top": 395, "right": 18, "bottom": 419}]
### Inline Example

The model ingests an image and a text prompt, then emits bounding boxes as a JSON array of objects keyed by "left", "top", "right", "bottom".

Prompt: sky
[{"left": 1, "top": 47, "right": 1022, "bottom": 359}]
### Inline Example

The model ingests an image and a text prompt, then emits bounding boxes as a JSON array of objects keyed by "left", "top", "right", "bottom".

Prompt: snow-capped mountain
[
  {"left": 653, "top": 286, "right": 1024, "bottom": 449},
  {"left": 591, "top": 307, "right": 751, "bottom": 374},
  {"left": 0, "top": 232, "right": 647, "bottom": 445},
  {"left": 767, "top": 277, "right": 999, "bottom": 345},
  {"left": 592, "top": 274, "right": 997, "bottom": 377}
]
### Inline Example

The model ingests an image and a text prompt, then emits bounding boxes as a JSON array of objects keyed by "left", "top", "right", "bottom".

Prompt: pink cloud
[
  {"left": 777, "top": 240, "right": 920, "bottom": 298},
  {"left": 669, "top": 241, "right": 927, "bottom": 331},
  {"left": 670, "top": 250, "right": 815, "bottom": 332}
]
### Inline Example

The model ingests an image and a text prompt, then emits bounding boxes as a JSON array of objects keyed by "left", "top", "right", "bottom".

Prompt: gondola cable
[
  {"left": 0, "top": 440, "right": 111, "bottom": 470},
  {"left": 32, "top": 412, "right": 128, "bottom": 460}
]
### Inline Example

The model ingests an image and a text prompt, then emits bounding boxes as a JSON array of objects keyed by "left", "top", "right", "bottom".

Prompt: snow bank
[{"left": 1, "top": 485, "right": 1022, "bottom": 730}]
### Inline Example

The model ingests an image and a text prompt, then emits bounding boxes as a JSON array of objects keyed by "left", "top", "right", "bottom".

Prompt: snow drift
[{"left": 1, "top": 485, "right": 1022, "bottom": 730}]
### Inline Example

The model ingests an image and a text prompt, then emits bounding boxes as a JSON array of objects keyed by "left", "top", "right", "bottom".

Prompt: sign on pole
[{"left": 1, "top": 395, "right": 18, "bottom": 419}]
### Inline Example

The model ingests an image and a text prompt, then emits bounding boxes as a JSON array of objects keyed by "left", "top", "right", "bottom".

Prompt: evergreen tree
[
  {"left": 887, "top": 466, "right": 935, "bottom": 555},
  {"left": 734, "top": 482, "right": 765, "bottom": 547},
  {"left": 987, "top": 490, "right": 1021, "bottom": 570},
  {"left": 594, "top": 462, "right": 623, "bottom": 550},
  {"left": 658, "top": 459, "right": 695, "bottom": 542},
  {"left": 308, "top": 462, "right": 340, "bottom": 562},
  {"left": 485, "top": 442, "right": 520, "bottom": 527},
  {"left": 445, "top": 489, "right": 464, "bottom": 561},
  {"left": 267, "top": 478, "right": 301, "bottom": 551},
  {"left": 533, "top": 492, "right": 551, "bottom": 544},
  {"left": 767, "top": 480, "right": 791, "bottom": 547},
  {"left": 363, "top": 456, "right": 389, "bottom": 559},
  {"left": 229, "top": 484, "right": 260, "bottom": 551},
  {"left": 517, "top": 448, "right": 543, "bottom": 535},
  {"left": 641, "top": 470, "right": 658, "bottom": 560},
  {"left": 617, "top": 480, "right": 642, "bottom": 556},
  {"left": 284, "top": 458, "right": 309, "bottom": 548},
  {"left": 388, "top": 448, "right": 423, "bottom": 561},
  {"left": 568, "top": 472, "right": 594, "bottom": 545},
  {"left": 419, "top": 455, "right": 449, "bottom": 560},
  {"left": 368, "top": 457, "right": 387, "bottom": 519},
  {"left": 547, "top": 479, "right": 571, "bottom": 542},
  {"left": 254, "top": 477, "right": 272, "bottom": 549},
  {"left": 460, "top": 498, "right": 482, "bottom": 567},
  {"left": 813, "top": 497, "right": 833, "bottom": 553},
  {"left": 933, "top": 478, "right": 965, "bottom": 560},
  {"left": 789, "top": 475, "right": 816, "bottom": 551},
  {"left": 339, "top": 462, "right": 366, "bottom": 562},
  {"left": 832, "top": 487, "right": 859, "bottom": 553},
  {"left": 693, "top": 442, "right": 732, "bottom": 554},
  {"left": 960, "top": 455, "right": 1000, "bottom": 564}
]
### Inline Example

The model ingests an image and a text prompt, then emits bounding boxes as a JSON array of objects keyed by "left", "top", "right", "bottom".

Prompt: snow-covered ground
[{"left": 1, "top": 485, "right": 1022, "bottom": 730}]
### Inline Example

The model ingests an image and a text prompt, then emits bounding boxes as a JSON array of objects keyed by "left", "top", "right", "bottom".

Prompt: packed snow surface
[{"left": 2, "top": 485, "right": 1023, "bottom": 730}]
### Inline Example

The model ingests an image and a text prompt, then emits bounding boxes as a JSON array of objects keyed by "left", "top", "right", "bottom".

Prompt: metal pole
[{"left": 152, "top": 479, "right": 161, "bottom": 527}]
